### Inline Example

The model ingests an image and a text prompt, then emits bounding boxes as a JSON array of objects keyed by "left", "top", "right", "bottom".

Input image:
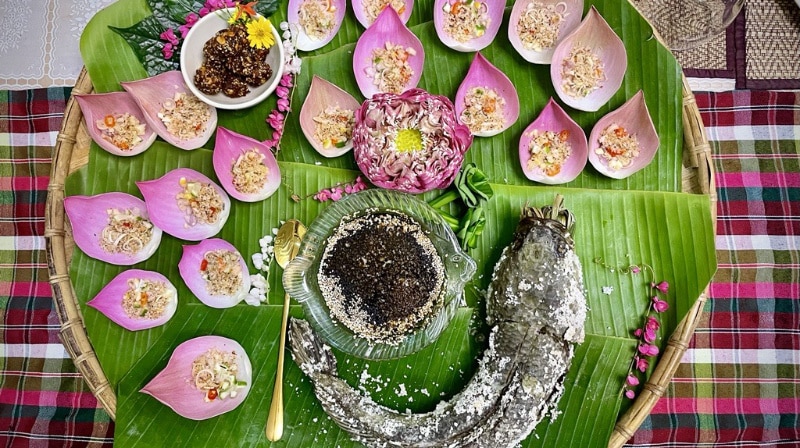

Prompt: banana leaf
[{"left": 68, "top": 0, "right": 717, "bottom": 446}]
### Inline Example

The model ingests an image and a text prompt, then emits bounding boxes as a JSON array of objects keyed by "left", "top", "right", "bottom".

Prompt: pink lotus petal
[
  {"left": 64, "top": 193, "right": 162, "bottom": 265},
  {"left": 87, "top": 269, "right": 178, "bottom": 331},
  {"left": 178, "top": 238, "right": 251, "bottom": 308},
  {"left": 353, "top": 6, "right": 424, "bottom": 98},
  {"left": 519, "top": 97, "right": 588, "bottom": 184},
  {"left": 212, "top": 127, "right": 281, "bottom": 202},
  {"left": 121, "top": 71, "right": 217, "bottom": 150},
  {"left": 433, "top": 0, "right": 504, "bottom": 52},
  {"left": 587, "top": 90, "right": 659, "bottom": 179},
  {"left": 289, "top": 0, "right": 346, "bottom": 51},
  {"left": 75, "top": 92, "right": 157, "bottom": 157},
  {"left": 136, "top": 168, "right": 231, "bottom": 241},
  {"left": 455, "top": 52, "right": 520, "bottom": 137},
  {"left": 550, "top": 6, "right": 627, "bottom": 112},
  {"left": 508, "top": 0, "right": 584, "bottom": 64},
  {"left": 141, "top": 335, "right": 252, "bottom": 420},
  {"left": 299, "top": 76, "right": 361, "bottom": 157},
  {"left": 353, "top": 0, "right": 413, "bottom": 28}
]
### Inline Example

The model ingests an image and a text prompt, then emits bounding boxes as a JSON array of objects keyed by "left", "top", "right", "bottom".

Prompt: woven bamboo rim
[{"left": 46, "top": 61, "right": 716, "bottom": 441}]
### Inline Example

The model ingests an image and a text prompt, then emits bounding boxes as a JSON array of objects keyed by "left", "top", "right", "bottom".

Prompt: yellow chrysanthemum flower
[{"left": 246, "top": 16, "right": 275, "bottom": 49}]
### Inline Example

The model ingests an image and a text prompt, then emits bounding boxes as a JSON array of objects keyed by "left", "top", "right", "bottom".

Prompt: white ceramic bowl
[{"left": 180, "top": 9, "right": 285, "bottom": 110}]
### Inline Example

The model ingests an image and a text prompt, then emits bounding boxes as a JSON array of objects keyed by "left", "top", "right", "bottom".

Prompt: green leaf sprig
[{"left": 428, "top": 163, "right": 493, "bottom": 251}]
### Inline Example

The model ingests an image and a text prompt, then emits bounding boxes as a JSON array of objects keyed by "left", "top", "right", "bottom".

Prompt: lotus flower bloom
[
  {"left": 588, "top": 90, "right": 659, "bottom": 179},
  {"left": 455, "top": 52, "right": 520, "bottom": 137},
  {"left": 179, "top": 238, "right": 251, "bottom": 308},
  {"left": 433, "top": 0, "right": 504, "bottom": 52},
  {"left": 353, "top": 6, "right": 424, "bottom": 98},
  {"left": 87, "top": 269, "right": 178, "bottom": 331},
  {"left": 141, "top": 335, "right": 252, "bottom": 420},
  {"left": 289, "top": 0, "right": 346, "bottom": 51},
  {"left": 299, "top": 76, "right": 361, "bottom": 157},
  {"left": 353, "top": 0, "right": 414, "bottom": 28},
  {"left": 121, "top": 71, "right": 217, "bottom": 150},
  {"left": 137, "top": 168, "right": 231, "bottom": 241},
  {"left": 75, "top": 92, "right": 157, "bottom": 157},
  {"left": 64, "top": 192, "right": 162, "bottom": 265},
  {"left": 550, "top": 6, "right": 627, "bottom": 112},
  {"left": 509, "top": 0, "right": 584, "bottom": 64},
  {"left": 519, "top": 97, "right": 587, "bottom": 184},
  {"left": 212, "top": 127, "right": 281, "bottom": 202},
  {"left": 353, "top": 88, "right": 473, "bottom": 194}
]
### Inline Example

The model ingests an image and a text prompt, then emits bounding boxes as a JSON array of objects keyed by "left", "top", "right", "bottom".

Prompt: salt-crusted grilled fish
[{"left": 288, "top": 195, "right": 587, "bottom": 448}]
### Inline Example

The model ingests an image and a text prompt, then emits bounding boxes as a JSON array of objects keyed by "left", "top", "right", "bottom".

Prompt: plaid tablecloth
[{"left": 1, "top": 88, "right": 798, "bottom": 446}]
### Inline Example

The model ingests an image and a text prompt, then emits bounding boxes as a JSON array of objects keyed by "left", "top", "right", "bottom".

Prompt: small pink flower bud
[
  {"left": 636, "top": 357, "right": 649, "bottom": 372},
  {"left": 652, "top": 281, "right": 670, "bottom": 294},
  {"left": 638, "top": 343, "right": 659, "bottom": 357},
  {"left": 625, "top": 389, "right": 636, "bottom": 399},
  {"left": 633, "top": 328, "right": 643, "bottom": 337},
  {"left": 644, "top": 327, "right": 657, "bottom": 343},
  {"left": 652, "top": 297, "right": 669, "bottom": 313},
  {"left": 630, "top": 265, "right": 641, "bottom": 274},
  {"left": 626, "top": 375, "right": 640, "bottom": 386}
]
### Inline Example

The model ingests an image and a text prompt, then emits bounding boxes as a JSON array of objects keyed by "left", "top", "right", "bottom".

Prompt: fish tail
[{"left": 288, "top": 318, "right": 338, "bottom": 377}]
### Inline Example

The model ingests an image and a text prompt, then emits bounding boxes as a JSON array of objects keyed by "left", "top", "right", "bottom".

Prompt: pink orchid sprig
[
  {"left": 159, "top": 0, "right": 236, "bottom": 59},
  {"left": 312, "top": 177, "right": 368, "bottom": 202},
  {"left": 594, "top": 258, "right": 671, "bottom": 400}
]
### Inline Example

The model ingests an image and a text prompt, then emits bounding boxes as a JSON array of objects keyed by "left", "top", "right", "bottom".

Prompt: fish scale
[{"left": 289, "top": 196, "right": 587, "bottom": 448}]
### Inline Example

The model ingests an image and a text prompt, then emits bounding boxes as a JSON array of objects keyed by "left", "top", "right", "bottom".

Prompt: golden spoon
[{"left": 266, "top": 219, "right": 306, "bottom": 442}]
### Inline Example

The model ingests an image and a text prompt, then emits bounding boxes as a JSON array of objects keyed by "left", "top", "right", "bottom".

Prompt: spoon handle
[{"left": 266, "top": 292, "right": 291, "bottom": 441}]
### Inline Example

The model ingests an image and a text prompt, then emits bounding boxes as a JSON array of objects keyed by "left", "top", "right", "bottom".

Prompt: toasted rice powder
[
  {"left": 299, "top": 0, "right": 337, "bottom": 40},
  {"left": 364, "top": 0, "right": 406, "bottom": 24},
  {"left": 442, "top": 0, "right": 491, "bottom": 43},
  {"left": 95, "top": 113, "right": 146, "bottom": 150},
  {"left": 191, "top": 347, "right": 245, "bottom": 402},
  {"left": 527, "top": 129, "right": 572, "bottom": 176},
  {"left": 596, "top": 124, "right": 640, "bottom": 170},
  {"left": 176, "top": 177, "right": 224, "bottom": 227},
  {"left": 232, "top": 149, "right": 268, "bottom": 194},
  {"left": 367, "top": 42, "right": 416, "bottom": 94},
  {"left": 561, "top": 45, "right": 606, "bottom": 98},
  {"left": 122, "top": 278, "right": 172, "bottom": 319},
  {"left": 313, "top": 106, "right": 355, "bottom": 149},
  {"left": 459, "top": 86, "right": 506, "bottom": 133},
  {"left": 201, "top": 249, "right": 243, "bottom": 296},
  {"left": 100, "top": 207, "right": 154, "bottom": 255},
  {"left": 517, "top": 1, "right": 568, "bottom": 51},
  {"left": 158, "top": 92, "right": 211, "bottom": 140}
]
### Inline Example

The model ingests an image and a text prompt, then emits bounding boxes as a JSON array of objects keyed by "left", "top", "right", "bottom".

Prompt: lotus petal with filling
[
  {"left": 353, "top": 6, "right": 424, "bottom": 98},
  {"left": 550, "top": 6, "right": 627, "bottom": 112},
  {"left": 353, "top": 88, "right": 473, "bottom": 194},
  {"left": 455, "top": 52, "right": 520, "bottom": 137},
  {"left": 299, "top": 76, "right": 361, "bottom": 157},
  {"left": 121, "top": 71, "right": 217, "bottom": 150},
  {"left": 212, "top": 127, "right": 280, "bottom": 202},
  {"left": 141, "top": 335, "right": 252, "bottom": 420},
  {"left": 588, "top": 90, "right": 659, "bottom": 179},
  {"left": 519, "top": 98, "right": 588, "bottom": 184},
  {"left": 136, "top": 168, "right": 231, "bottom": 241},
  {"left": 75, "top": 92, "right": 157, "bottom": 157},
  {"left": 289, "top": 0, "right": 347, "bottom": 51},
  {"left": 64, "top": 192, "right": 162, "bottom": 265},
  {"left": 178, "top": 238, "right": 251, "bottom": 308},
  {"left": 87, "top": 269, "right": 178, "bottom": 331},
  {"left": 508, "top": 0, "right": 584, "bottom": 64},
  {"left": 433, "top": 0, "right": 504, "bottom": 52},
  {"left": 353, "top": 0, "right": 413, "bottom": 28}
]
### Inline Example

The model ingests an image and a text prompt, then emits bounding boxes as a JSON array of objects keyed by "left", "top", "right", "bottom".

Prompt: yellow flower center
[{"left": 395, "top": 128, "right": 423, "bottom": 152}]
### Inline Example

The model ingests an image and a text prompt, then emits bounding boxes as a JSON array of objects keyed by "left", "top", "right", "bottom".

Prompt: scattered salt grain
[{"left": 602, "top": 286, "right": 614, "bottom": 295}]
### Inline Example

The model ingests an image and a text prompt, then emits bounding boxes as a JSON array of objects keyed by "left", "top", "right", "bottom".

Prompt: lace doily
[{"left": 0, "top": 0, "right": 115, "bottom": 89}]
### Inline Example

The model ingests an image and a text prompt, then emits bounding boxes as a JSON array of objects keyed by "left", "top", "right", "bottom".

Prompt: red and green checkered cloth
[{"left": 1, "top": 88, "right": 798, "bottom": 446}]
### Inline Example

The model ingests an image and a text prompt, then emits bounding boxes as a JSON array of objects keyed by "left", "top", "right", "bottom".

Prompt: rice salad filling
[
  {"left": 158, "top": 92, "right": 212, "bottom": 141},
  {"left": 459, "top": 86, "right": 506, "bottom": 134},
  {"left": 298, "top": 0, "right": 337, "bottom": 40},
  {"left": 364, "top": 0, "right": 406, "bottom": 24},
  {"left": 517, "top": 1, "right": 569, "bottom": 51},
  {"left": 367, "top": 42, "right": 417, "bottom": 94},
  {"left": 191, "top": 347, "right": 247, "bottom": 402},
  {"left": 100, "top": 207, "right": 154, "bottom": 255},
  {"left": 527, "top": 129, "right": 572, "bottom": 177},
  {"left": 200, "top": 249, "right": 244, "bottom": 296},
  {"left": 597, "top": 123, "right": 640, "bottom": 170},
  {"left": 561, "top": 45, "right": 606, "bottom": 98},
  {"left": 313, "top": 106, "right": 355, "bottom": 149},
  {"left": 95, "top": 113, "right": 146, "bottom": 151},
  {"left": 442, "top": 0, "right": 491, "bottom": 43},
  {"left": 231, "top": 149, "right": 269, "bottom": 194},
  {"left": 176, "top": 177, "right": 225, "bottom": 227},
  {"left": 122, "top": 278, "right": 174, "bottom": 319}
]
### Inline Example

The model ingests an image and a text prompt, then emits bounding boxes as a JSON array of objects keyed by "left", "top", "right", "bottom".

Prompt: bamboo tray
[{"left": 46, "top": 63, "right": 716, "bottom": 446}]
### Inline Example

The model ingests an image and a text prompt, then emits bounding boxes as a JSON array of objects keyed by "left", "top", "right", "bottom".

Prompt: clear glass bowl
[{"left": 283, "top": 189, "right": 477, "bottom": 360}]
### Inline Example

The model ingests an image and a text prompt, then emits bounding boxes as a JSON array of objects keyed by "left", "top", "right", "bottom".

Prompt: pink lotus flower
[{"left": 353, "top": 88, "right": 473, "bottom": 194}]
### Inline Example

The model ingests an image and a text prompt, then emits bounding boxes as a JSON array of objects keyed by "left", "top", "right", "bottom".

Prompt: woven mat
[{"left": 638, "top": 0, "right": 800, "bottom": 89}]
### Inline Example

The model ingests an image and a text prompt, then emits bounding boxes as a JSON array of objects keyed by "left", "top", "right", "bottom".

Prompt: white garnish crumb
[{"left": 602, "top": 286, "right": 614, "bottom": 295}]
